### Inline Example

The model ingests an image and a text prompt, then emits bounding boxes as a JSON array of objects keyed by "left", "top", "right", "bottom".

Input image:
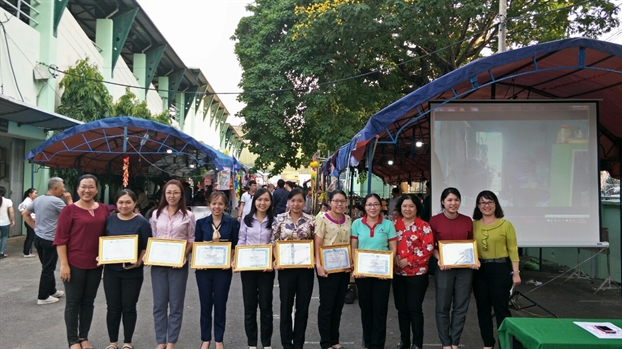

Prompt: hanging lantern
[{"left": 122, "top": 156, "right": 130, "bottom": 188}]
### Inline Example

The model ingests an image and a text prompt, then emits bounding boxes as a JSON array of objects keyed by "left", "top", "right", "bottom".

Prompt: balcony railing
[{"left": 0, "top": 0, "right": 40, "bottom": 26}]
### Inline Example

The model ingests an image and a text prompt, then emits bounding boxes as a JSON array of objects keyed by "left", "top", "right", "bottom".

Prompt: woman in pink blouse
[
  {"left": 392, "top": 194, "right": 434, "bottom": 349},
  {"left": 55, "top": 174, "right": 108, "bottom": 349},
  {"left": 148, "top": 179, "right": 195, "bottom": 349}
]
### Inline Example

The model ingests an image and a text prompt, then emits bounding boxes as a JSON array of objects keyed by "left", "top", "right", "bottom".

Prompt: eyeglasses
[
  {"left": 365, "top": 203, "right": 381, "bottom": 208},
  {"left": 165, "top": 191, "right": 181, "bottom": 196},
  {"left": 478, "top": 200, "right": 494, "bottom": 207},
  {"left": 331, "top": 200, "right": 347, "bottom": 205}
]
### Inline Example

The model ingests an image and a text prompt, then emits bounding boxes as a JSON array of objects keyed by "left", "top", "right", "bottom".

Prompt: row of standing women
[{"left": 52, "top": 174, "right": 519, "bottom": 349}]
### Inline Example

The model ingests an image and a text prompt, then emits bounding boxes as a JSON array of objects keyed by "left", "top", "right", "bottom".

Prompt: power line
[{"left": 0, "top": 16, "right": 24, "bottom": 101}]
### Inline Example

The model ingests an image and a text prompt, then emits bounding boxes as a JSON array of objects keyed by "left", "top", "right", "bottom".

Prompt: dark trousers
[
  {"left": 34, "top": 236, "right": 58, "bottom": 300},
  {"left": 64, "top": 265, "right": 103, "bottom": 346},
  {"left": 355, "top": 277, "right": 392, "bottom": 349},
  {"left": 317, "top": 272, "right": 349, "bottom": 349},
  {"left": 435, "top": 268, "right": 473, "bottom": 346},
  {"left": 278, "top": 268, "right": 314, "bottom": 349},
  {"left": 23, "top": 222, "right": 35, "bottom": 255},
  {"left": 472, "top": 261, "right": 513, "bottom": 347},
  {"left": 103, "top": 266, "right": 144, "bottom": 343},
  {"left": 392, "top": 274, "right": 429, "bottom": 348},
  {"left": 241, "top": 270, "right": 275, "bottom": 347},
  {"left": 195, "top": 269, "right": 233, "bottom": 342},
  {"left": 151, "top": 265, "right": 189, "bottom": 344}
]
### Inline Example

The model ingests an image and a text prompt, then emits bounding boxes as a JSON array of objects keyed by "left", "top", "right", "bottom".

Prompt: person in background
[
  {"left": 195, "top": 191, "right": 239, "bottom": 349},
  {"left": 387, "top": 187, "right": 401, "bottom": 219},
  {"left": 267, "top": 183, "right": 275, "bottom": 194},
  {"left": 22, "top": 177, "right": 72, "bottom": 305},
  {"left": 315, "top": 203, "right": 330, "bottom": 219},
  {"left": 19, "top": 188, "right": 38, "bottom": 257},
  {"left": 315, "top": 189, "right": 352, "bottom": 349},
  {"left": 55, "top": 174, "right": 109, "bottom": 349},
  {"left": 107, "top": 204, "right": 117, "bottom": 216},
  {"left": 0, "top": 186, "right": 15, "bottom": 259},
  {"left": 238, "top": 180, "right": 257, "bottom": 222},
  {"left": 238, "top": 187, "right": 275, "bottom": 349},
  {"left": 430, "top": 187, "right": 476, "bottom": 349},
  {"left": 391, "top": 208, "right": 401, "bottom": 223},
  {"left": 135, "top": 188, "right": 149, "bottom": 213},
  {"left": 272, "top": 180, "right": 287, "bottom": 216},
  {"left": 149, "top": 179, "right": 195, "bottom": 349},
  {"left": 103, "top": 189, "right": 152, "bottom": 349},
  {"left": 351, "top": 193, "right": 397, "bottom": 349},
  {"left": 182, "top": 181, "right": 193, "bottom": 207},
  {"left": 472, "top": 190, "right": 520, "bottom": 349},
  {"left": 303, "top": 188, "right": 312, "bottom": 214},
  {"left": 420, "top": 182, "right": 432, "bottom": 223},
  {"left": 272, "top": 188, "right": 315, "bottom": 349},
  {"left": 393, "top": 194, "right": 434, "bottom": 349}
]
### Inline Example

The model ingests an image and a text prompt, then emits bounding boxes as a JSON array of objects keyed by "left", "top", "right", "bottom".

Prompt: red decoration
[{"left": 122, "top": 156, "right": 130, "bottom": 188}]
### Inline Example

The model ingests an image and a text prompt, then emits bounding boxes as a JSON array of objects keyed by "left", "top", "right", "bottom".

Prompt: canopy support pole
[
  {"left": 366, "top": 138, "right": 378, "bottom": 195},
  {"left": 349, "top": 166, "right": 355, "bottom": 216}
]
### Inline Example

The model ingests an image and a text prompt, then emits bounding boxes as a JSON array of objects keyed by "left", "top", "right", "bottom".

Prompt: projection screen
[{"left": 430, "top": 101, "right": 603, "bottom": 247}]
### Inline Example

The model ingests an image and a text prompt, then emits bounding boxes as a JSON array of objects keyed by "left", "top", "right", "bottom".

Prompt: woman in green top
[{"left": 472, "top": 190, "right": 521, "bottom": 349}]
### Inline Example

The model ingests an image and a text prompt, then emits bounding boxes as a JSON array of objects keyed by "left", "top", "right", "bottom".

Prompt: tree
[
  {"left": 113, "top": 87, "right": 152, "bottom": 119},
  {"left": 234, "top": 0, "right": 619, "bottom": 173}
]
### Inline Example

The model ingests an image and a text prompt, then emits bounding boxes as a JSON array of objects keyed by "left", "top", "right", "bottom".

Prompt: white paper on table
[{"left": 573, "top": 322, "right": 622, "bottom": 339}]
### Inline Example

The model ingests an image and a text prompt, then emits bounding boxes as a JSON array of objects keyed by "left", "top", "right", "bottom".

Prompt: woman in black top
[{"left": 103, "top": 189, "right": 152, "bottom": 349}]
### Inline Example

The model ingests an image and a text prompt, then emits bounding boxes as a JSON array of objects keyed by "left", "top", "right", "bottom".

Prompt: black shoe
[
  {"left": 395, "top": 343, "right": 409, "bottom": 349},
  {"left": 344, "top": 284, "right": 357, "bottom": 304},
  {"left": 410, "top": 346, "right": 421, "bottom": 349}
]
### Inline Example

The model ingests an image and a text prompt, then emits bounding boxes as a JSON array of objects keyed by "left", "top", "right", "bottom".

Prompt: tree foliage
[
  {"left": 113, "top": 87, "right": 152, "bottom": 119},
  {"left": 234, "top": 0, "right": 619, "bottom": 173}
]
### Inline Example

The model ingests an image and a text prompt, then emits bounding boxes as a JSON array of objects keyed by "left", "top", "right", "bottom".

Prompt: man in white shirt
[
  {"left": 387, "top": 187, "right": 401, "bottom": 217},
  {"left": 238, "top": 180, "right": 257, "bottom": 221}
]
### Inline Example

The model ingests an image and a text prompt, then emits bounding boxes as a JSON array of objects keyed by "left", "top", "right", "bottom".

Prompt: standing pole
[
  {"left": 498, "top": 0, "right": 507, "bottom": 53},
  {"left": 367, "top": 138, "right": 378, "bottom": 195}
]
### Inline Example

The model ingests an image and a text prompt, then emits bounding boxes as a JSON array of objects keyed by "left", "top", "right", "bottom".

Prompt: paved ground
[{"left": 1, "top": 236, "right": 620, "bottom": 349}]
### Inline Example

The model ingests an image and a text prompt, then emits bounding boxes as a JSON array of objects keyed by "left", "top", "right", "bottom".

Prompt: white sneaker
[
  {"left": 51, "top": 290, "right": 65, "bottom": 298},
  {"left": 37, "top": 296, "right": 59, "bottom": 305},
  {"left": 23, "top": 254, "right": 36, "bottom": 258}
]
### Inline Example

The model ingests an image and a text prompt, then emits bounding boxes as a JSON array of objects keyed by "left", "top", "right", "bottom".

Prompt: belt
[{"left": 479, "top": 257, "right": 509, "bottom": 263}]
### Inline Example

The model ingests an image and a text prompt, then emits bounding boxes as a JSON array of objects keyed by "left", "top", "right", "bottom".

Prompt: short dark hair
[
  {"left": 288, "top": 188, "right": 305, "bottom": 201},
  {"left": 396, "top": 194, "right": 423, "bottom": 218},
  {"left": 277, "top": 179, "right": 285, "bottom": 188},
  {"left": 392, "top": 187, "right": 400, "bottom": 195},
  {"left": 249, "top": 180, "right": 257, "bottom": 186},
  {"left": 472, "top": 190, "right": 504, "bottom": 220},
  {"left": 440, "top": 187, "right": 462, "bottom": 211}
]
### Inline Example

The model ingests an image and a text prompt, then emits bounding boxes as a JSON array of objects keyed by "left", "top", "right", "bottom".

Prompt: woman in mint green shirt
[
  {"left": 472, "top": 190, "right": 521, "bottom": 349},
  {"left": 351, "top": 193, "right": 397, "bottom": 349}
]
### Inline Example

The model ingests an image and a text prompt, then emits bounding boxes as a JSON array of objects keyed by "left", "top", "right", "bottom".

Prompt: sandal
[
  {"left": 106, "top": 346, "right": 118, "bottom": 349},
  {"left": 78, "top": 339, "right": 94, "bottom": 349},
  {"left": 122, "top": 346, "right": 134, "bottom": 349}
]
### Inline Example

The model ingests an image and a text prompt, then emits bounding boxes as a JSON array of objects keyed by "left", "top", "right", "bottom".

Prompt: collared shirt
[
  {"left": 271, "top": 212, "right": 315, "bottom": 243},
  {"left": 150, "top": 208, "right": 195, "bottom": 243},
  {"left": 351, "top": 215, "right": 397, "bottom": 251},
  {"left": 239, "top": 214, "right": 272, "bottom": 245},
  {"left": 394, "top": 217, "right": 434, "bottom": 276},
  {"left": 241, "top": 192, "right": 254, "bottom": 218},
  {"left": 195, "top": 214, "right": 239, "bottom": 247},
  {"left": 315, "top": 212, "right": 352, "bottom": 246}
]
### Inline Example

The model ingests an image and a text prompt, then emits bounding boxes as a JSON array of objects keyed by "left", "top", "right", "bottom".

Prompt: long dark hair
[
  {"left": 472, "top": 190, "right": 504, "bottom": 220},
  {"left": 155, "top": 179, "right": 188, "bottom": 218},
  {"left": 440, "top": 187, "right": 462, "bottom": 211},
  {"left": 0, "top": 186, "right": 5, "bottom": 207},
  {"left": 23, "top": 188, "right": 36, "bottom": 201},
  {"left": 362, "top": 193, "right": 382, "bottom": 216},
  {"left": 244, "top": 188, "right": 274, "bottom": 227},
  {"left": 396, "top": 194, "right": 423, "bottom": 218}
]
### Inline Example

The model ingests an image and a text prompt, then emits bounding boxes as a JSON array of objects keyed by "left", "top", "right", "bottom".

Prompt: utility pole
[{"left": 498, "top": 0, "right": 508, "bottom": 52}]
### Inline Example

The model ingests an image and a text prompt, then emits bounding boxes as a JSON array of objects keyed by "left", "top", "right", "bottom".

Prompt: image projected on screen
[{"left": 431, "top": 101, "right": 601, "bottom": 247}]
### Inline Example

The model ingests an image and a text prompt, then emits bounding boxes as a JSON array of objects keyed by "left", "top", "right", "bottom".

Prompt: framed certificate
[
  {"left": 438, "top": 240, "right": 478, "bottom": 268},
  {"left": 144, "top": 238, "right": 187, "bottom": 267},
  {"left": 353, "top": 249, "right": 393, "bottom": 279},
  {"left": 98, "top": 235, "right": 138, "bottom": 264},
  {"left": 191, "top": 242, "right": 232, "bottom": 269},
  {"left": 234, "top": 245, "right": 272, "bottom": 271},
  {"left": 276, "top": 240, "right": 314, "bottom": 268},
  {"left": 320, "top": 244, "right": 351, "bottom": 273}
]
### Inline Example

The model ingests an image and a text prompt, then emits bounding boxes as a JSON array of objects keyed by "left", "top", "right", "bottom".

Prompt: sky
[{"left": 137, "top": 0, "right": 252, "bottom": 125}]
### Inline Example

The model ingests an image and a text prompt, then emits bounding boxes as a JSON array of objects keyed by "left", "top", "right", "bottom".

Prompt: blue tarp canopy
[
  {"left": 26, "top": 116, "right": 234, "bottom": 176},
  {"left": 330, "top": 38, "right": 622, "bottom": 182}
]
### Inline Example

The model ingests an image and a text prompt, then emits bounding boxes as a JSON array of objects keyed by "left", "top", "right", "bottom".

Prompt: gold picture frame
[
  {"left": 353, "top": 249, "right": 394, "bottom": 279},
  {"left": 319, "top": 244, "right": 351, "bottom": 273},
  {"left": 144, "top": 238, "right": 187, "bottom": 267},
  {"left": 275, "top": 240, "right": 314, "bottom": 269},
  {"left": 438, "top": 240, "right": 478, "bottom": 268},
  {"left": 98, "top": 235, "right": 138, "bottom": 264},
  {"left": 234, "top": 245, "right": 273, "bottom": 271},
  {"left": 191, "top": 242, "right": 232, "bottom": 269}
]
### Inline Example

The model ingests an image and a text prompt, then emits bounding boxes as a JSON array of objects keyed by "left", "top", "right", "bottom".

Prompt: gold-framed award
[
  {"left": 144, "top": 238, "right": 187, "bottom": 267},
  {"left": 98, "top": 235, "right": 138, "bottom": 264},
  {"left": 191, "top": 242, "right": 232, "bottom": 269},
  {"left": 275, "top": 240, "right": 314, "bottom": 269},
  {"left": 438, "top": 240, "right": 478, "bottom": 268},
  {"left": 353, "top": 249, "right": 393, "bottom": 279},
  {"left": 319, "top": 244, "right": 351, "bottom": 273},
  {"left": 234, "top": 245, "right": 272, "bottom": 271}
]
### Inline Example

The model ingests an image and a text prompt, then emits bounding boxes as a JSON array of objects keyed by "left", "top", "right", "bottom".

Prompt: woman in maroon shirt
[
  {"left": 392, "top": 194, "right": 434, "bottom": 349},
  {"left": 429, "top": 187, "right": 478, "bottom": 349},
  {"left": 55, "top": 174, "right": 108, "bottom": 349}
]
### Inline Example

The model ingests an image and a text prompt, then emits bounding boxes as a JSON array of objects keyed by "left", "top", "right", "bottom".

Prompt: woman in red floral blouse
[{"left": 392, "top": 194, "right": 435, "bottom": 349}]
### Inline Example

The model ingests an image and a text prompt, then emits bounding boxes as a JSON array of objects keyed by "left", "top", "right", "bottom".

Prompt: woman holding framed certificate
[
  {"left": 195, "top": 191, "right": 239, "bottom": 349},
  {"left": 102, "top": 189, "right": 152, "bottom": 349},
  {"left": 149, "top": 180, "right": 195, "bottom": 349},
  {"left": 272, "top": 188, "right": 315, "bottom": 349},
  {"left": 351, "top": 193, "right": 397, "bottom": 349},
  {"left": 429, "top": 188, "right": 476, "bottom": 349},
  {"left": 238, "top": 187, "right": 275, "bottom": 349},
  {"left": 472, "top": 190, "right": 520, "bottom": 349},
  {"left": 314, "top": 189, "right": 352, "bottom": 349},
  {"left": 54, "top": 174, "right": 109, "bottom": 349},
  {"left": 392, "top": 194, "right": 434, "bottom": 349}
]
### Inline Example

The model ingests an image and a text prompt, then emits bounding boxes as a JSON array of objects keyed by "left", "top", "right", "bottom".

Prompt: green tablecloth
[{"left": 498, "top": 318, "right": 622, "bottom": 349}]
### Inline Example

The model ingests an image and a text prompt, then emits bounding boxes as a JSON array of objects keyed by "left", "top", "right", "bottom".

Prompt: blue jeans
[{"left": 0, "top": 225, "right": 9, "bottom": 253}]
